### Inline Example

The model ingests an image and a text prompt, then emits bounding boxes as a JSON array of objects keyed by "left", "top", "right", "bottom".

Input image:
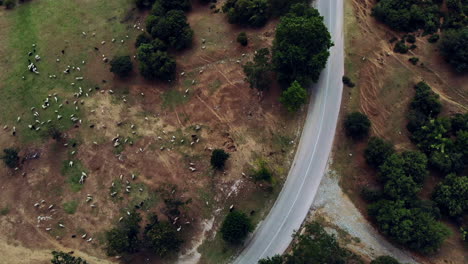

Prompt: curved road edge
[{"left": 233, "top": 0, "right": 344, "bottom": 262}]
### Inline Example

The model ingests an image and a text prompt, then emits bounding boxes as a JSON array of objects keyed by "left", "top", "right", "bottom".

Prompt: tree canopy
[
  {"left": 110, "top": 56, "right": 133, "bottom": 77},
  {"left": 243, "top": 48, "right": 272, "bottom": 91},
  {"left": 144, "top": 214, "right": 183, "bottom": 256},
  {"left": 137, "top": 44, "right": 176, "bottom": 81},
  {"left": 272, "top": 5, "right": 332, "bottom": 85},
  {"left": 222, "top": 0, "right": 270, "bottom": 27},
  {"left": 344, "top": 112, "right": 371, "bottom": 140},
  {"left": 146, "top": 10, "right": 193, "bottom": 50},
  {"left": 2, "top": 148, "right": 19, "bottom": 168},
  {"left": 51, "top": 251, "right": 88, "bottom": 264},
  {"left": 211, "top": 149, "right": 230, "bottom": 170},
  {"left": 370, "top": 256, "right": 401, "bottom": 264},
  {"left": 364, "top": 137, "right": 395, "bottom": 168},
  {"left": 279, "top": 80, "right": 308, "bottom": 112},
  {"left": 432, "top": 174, "right": 468, "bottom": 217},
  {"left": 220, "top": 211, "right": 253, "bottom": 244},
  {"left": 440, "top": 28, "right": 468, "bottom": 73},
  {"left": 105, "top": 211, "right": 142, "bottom": 255}
]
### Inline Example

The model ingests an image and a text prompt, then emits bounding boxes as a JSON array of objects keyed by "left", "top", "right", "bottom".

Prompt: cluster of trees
[
  {"left": 258, "top": 222, "right": 396, "bottom": 264},
  {"left": 51, "top": 251, "right": 88, "bottom": 264},
  {"left": 222, "top": 0, "right": 309, "bottom": 27},
  {"left": 1, "top": 148, "right": 19, "bottom": 168},
  {"left": 134, "top": 0, "right": 194, "bottom": 80},
  {"left": 105, "top": 211, "right": 182, "bottom": 257},
  {"left": 440, "top": 28, "right": 468, "bottom": 73}
]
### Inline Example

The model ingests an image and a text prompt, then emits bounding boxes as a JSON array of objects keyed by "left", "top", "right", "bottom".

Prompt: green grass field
[{"left": 0, "top": 0, "right": 135, "bottom": 143}]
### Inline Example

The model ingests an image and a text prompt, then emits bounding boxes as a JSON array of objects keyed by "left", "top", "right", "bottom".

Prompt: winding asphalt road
[{"left": 233, "top": 0, "right": 344, "bottom": 262}]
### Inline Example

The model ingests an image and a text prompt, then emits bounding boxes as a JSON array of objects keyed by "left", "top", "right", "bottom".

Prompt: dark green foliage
[
  {"left": 393, "top": 41, "right": 408, "bottom": 53},
  {"left": 451, "top": 113, "right": 468, "bottom": 133},
  {"left": 220, "top": 211, "right": 253, "bottom": 244},
  {"left": 146, "top": 10, "right": 193, "bottom": 50},
  {"left": 409, "top": 44, "right": 417, "bottom": 50},
  {"left": 156, "top": 0, "right": 191, "bottom": 11},
  {"left": 372, "top": 0, "right": 441, "bottom": 33},
  {"left": 2, "top": 148, "right": 19, "bottom": 168},
  {"left": 51, "top": 251, "right": 88, "bottom": 264},
  {"left": 361, "top": 187, "right": 383, "bottom": 202},
  {"left": 368, "top": 199, "right": 451, "bottom": 254},
  {"left": 150, "top": 38, "right": 168, "bottom": 51},
  {"left": 237, "top": 32, "right": 248, "bottom": 46},
  {"left": 272, "top": 6, "right": 332, "bottom": 85},
  {"left": 210, "top": 149, "right": 230, "bottom": 170},
  {"left": 222, "top": 0, "right": 270, "bottom": 27},
  {"left": 252, "top": 161, "right": 272, "bottom": 182},
  {"left": 258, "top": 255, "right": 283, "bottom": 264},
  {"left": 409, "top": 57, "right": 419, "bottom": 65},
  {"left": 384, "top": 174, "right": 421, "bottom": 200},
  {"left": 401, "top": 151, "right": 428, "bottom": 184},
  {"left": 439, "top": 28, "right": 468, "bottom": 73},
  {"left": 4, "top": 0, "right": 15, "bottom": 9},
  {"left": 243, "top": 48, "right": 272, "bottom": 91},
  {"left": 268, "top": 0, "right": 308, "bottom": 17},
  {"left": 429, "top": 150, "right": 464, "bottom": 174},
  {"left": 105, "top": 211, "right": 142, "bottom": 255},
  {"left": 284, "top": 222, "right": 356, "bottom": 263},
  {"left": 279, "top": 81, "right": 308, "bottom": 112},
  {"left": 135, "top": 33, "right": 152, "bottom": 48},
  {"left": 344, "top": 112, "right": 371, "bottom": 140},
  {"left": 144, "top": 214, "right": 183, "bottom": 256},
  {"left": 410, "top": 82, "right": 441, "bottom": 118},
  {"left": 371, "top": 256, "right": 400, "bottom": 264},
  {"left": 405, "top": 34, "right": 416, "bottom": 43},
  {"left": 432, "top": 174, "right": 468, "bottom": 217},
  {"left": 137, "top": 44, "right": 176, "bottom": 81},
  {"left": 428, "top": 34, "right": 440, "bottom": 43},
  {"left": 364, "top": 137, "right": 395, "bottom": 168},
  {"left": 342, "top": 75, "right": 355, "bottom": 87},
  {"left": 0, "top": 0, "right": 3, "bottom": 6},
  {"left": 135, "top": 0, "right": 156, "bottom": 10},
  {"left": 110, "top": 56, "right": 133, "bottom": 77}
]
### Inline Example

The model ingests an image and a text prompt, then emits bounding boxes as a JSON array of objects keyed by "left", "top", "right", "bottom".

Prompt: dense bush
[
  {"left": 451, "top": 113, "right": 468, "bottom": 133},
  {"left": 439, "top": 28, "right": 468, "bottom": 73},
  {"left": 394, "top": 41, "right": 408, "bottom": 53},
  {"left": 243, "top": 48, "right": 272, "bottom": 91},
  {"left": 369, "top": 199, "right": 451, "bottom": 254},
  {"left": 342, "top": 75, "right": 355, "bottom": 87},
  {"left": 279, "top": 80, "right": 308, "bottom": 112},
  {"left": 364, "top": 137, "right": 395, "bottom": 168},
  {"left": 220, "top": 211, "right": 253, "bottom": 244},
  {"left": 211, "top": 149, "right": 230, "bottom": 170},
  {"left": 155, "top": 0, "right": 191, "bottom": 11},
  {"left": 410, "top": 82, "right": 442, "bottom": 118},
  {"left": 237, "top": 32, "right": 248, "bottom": 46},
  {"left": 361, "top": 187, "right": 383, "bottom": 203},
  {"left": 252, "top": 160, "right": 272, "bottom": 182},
  {"left": 51, "top": 251, "right": 88, "bottom": 264},
  {"left": 110, "top": 56, "right": 133, "bottom": 77},
  {"left": 135, "top": 33, "right": 152, "bottom": 48},
  {"left": 105, "top": 211, "right": 142, "bottom": 255},
  {"left": 144, "top": 214, "right": 183, "bottom": 256},
  {"left": 146, "top": 10, "right": 193, "bottom": 50},
  {"left": 428, "top": 34, "right": 440, "bottom": 43},
  {"left": 344, "top": 112, "right": 371, "bottom": 140},
  {"left": 2, "top": 148, "right": 19, "bottom": 168},
  {"left": 268, "top": 0, "right": 309, "bottom": 17},
  {"left": 4, "top": 0, "right": 15, "bottom": 9},
  {"left": 135, "top": 0, "right": 156, "bottom": 10},
  {"left": 432, "top": 174, "right": 468, "bottom": 217},
  {"left": 137, "top": 44, "right": 176, "bottom": 81},
  {"left": 272, "top": 4, "right": 332, "bottom": 85},
  {"left": 371, "top": 256, "right": 401, "bottom": 264},
  {"left": 401, "top": 151, "right": 429, "bottom": 184},
  {"left": 222, "top": 0, "right": 270, "bottom": 27},
  {"left": 372, "top": 0, "right": 441, "bottom": 33},
  {"left": 409, "top": 57, "right": 419, "bottom": 65}
]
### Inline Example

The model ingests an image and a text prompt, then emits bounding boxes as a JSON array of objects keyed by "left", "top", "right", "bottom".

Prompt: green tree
[
  {"left": 401, "top": 151, "right": 428, "bottom": 184},
  {"left": 384, "top": 174, "right": 421, "bottom": 200},
  {"left": 135, "top": 33, "right": 152, "bottom": 48},
  {"left": 4, "top": 0, "right": 15, "bottom": 9},
  {"left": 371, "top": 256, "right": 400, "bottom": 264},
  {"left": 344, "top": 112, "right": 371, "bottom": 140},
  {"left": 222, "top": 0, "right": 270, "bottom": 27},
  {"left": 237, "top": 32, "right": 248, "bottom": 46},
  {"left": 2, "top": 148, "right": 19, "bottom": 168},
  {"left": 105, "top": 211, "right": 142, "bottom": 255},
  {"left": 279, "top": 81, "right": 308, "bottom": 112},
  {"left": 243, "top": 48, "right": 272, "bottom": 91},
  {"left": 156, "top": 0, "right": 191, "bottom": 11},
  {"left": 144, "top": 214, "right": 183, "bottom": 256},
  {"left": 51, "top": 251, "right": 88, "bottom": 264},
  {"left": 364, "top": 137, "right": 395, "bottom": 168},
  {"left": 258, "top": 255, "right": 283, "bottom": 264},
  {"left": 451, "top": 113, "right": 468, "bottom": 133},
  {"left": 211, "top": 149, "right": 230, "bottom": 170},
  {"left": 110, "top": 56, "right": 133, "bottom": 77},
  {"left": 135, "top": 0, "right": 156, "bottom": 10},
  {"left": 432, "top": 174, "right": 468, "bottom": 217},
  {"left": 137, "top": 44, "right": 176, "bottom": 81},
  {"left": 440, "top": 28, "right": 468, "bottom": 73},
  {"left": 410, "top": 82, "right": 441, "bottom": 118},
  {"left": 220, "top": 211, "right": 253, "bottom": 244},
  {"left": 146, "top": 10, "right": 193, "bottom": 50},
  {"left": 272, "top": 6, "right": 332, "bottom": 85},
  {"left": 268, "top": 0, "right": 308, "bottom": 17}
]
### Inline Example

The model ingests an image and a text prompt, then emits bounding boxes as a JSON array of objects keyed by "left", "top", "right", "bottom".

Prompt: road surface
[{"left": 233, "top": 0, "right": 344, "bottom": 262}]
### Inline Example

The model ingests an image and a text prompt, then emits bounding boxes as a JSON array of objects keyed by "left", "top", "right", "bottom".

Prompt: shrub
[
  {"left": 135, "top": 0, "right": 156, "bottom": 10},
  {"left": 410, "top": 82, "right": 441, "bottom": 118},
  {"left": 406, "top": 34, "right": 416, "bottom": 43},
  {"left": 4, "top": 0, "right": 15, "bottom": 9},
  {"left": 439, "top": 28, "right": 468, "bottom": 73},
  {"left": 371, "top": 256, "right": 400, "bottom": 264},
  {"left": 252, "top": 160, "right": 272, "bottom": 182},
  {"left": 210, "top": 149, "right": 230, "bottom": 170},
  {"left": 342, "top": 75, "right": 355, "bottom": 87},
  {"left": 51, "top": 251, "right": 88, "bottom": 264},
  {"left": 222, "top": 0, "right": 270, "bottom": 27},
  {"left": 344, "top": 112, "right": 371, "bottom": 140},
  {"left": 110, "top": 56, "right": 133, "bottom": 77},
  {"left": 237, "top": 32, "right": 248, "bottom": 46},
  {"left": 280, "top": 80, "right": 308, "bottom": 112},
  {"left": 220, "top": 211, "right": 253, "bottom": 244},
  {"left": 428, "top": 34, "right": 440, "bottom": 43},
  {"left": 156, "top": 0, "right": 191, "bottom": 12},
  {"left": 243, "top": 48, "right": 272, "bottom": 91},
  {"left": 364, "top": 137, "right": 395, "bottom": 168},
  {"left": 394, "top": 41, "right": 408, "bottom": 53},
  {"left": 409, "top": 57, "right": 419, "bottom": 65},
  {"left": 2, "top": 148, "right": 19, "bottom": 168},
  {"left": 272, "top": 5, "right": 332, "bottom": 85}
]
